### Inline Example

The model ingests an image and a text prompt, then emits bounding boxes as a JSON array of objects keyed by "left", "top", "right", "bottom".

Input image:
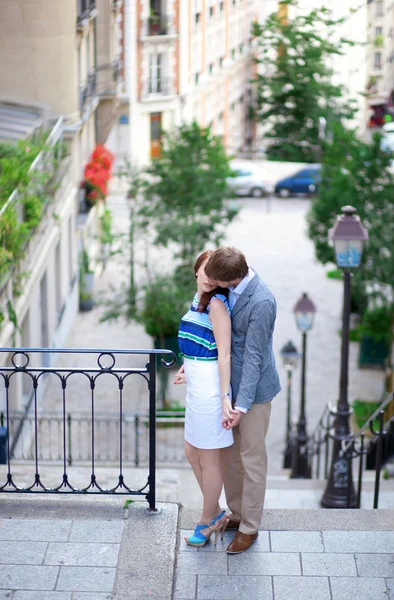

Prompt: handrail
[
  {"left": 341, "top": 392, "right": 394, "bottom": 455},
  {"left": 0, "top": 116, "right": 64, "bottom": 218},
  {"left": 0, "top": 347, "right": 176, "bottom": 509}
]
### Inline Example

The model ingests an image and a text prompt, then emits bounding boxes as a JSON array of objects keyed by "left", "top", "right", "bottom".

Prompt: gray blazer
[{"left": 231, "top": 274, "right": 281, "bottom": 410}]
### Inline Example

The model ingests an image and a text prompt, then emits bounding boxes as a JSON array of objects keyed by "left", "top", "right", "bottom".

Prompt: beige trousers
[{"left": 222, "top": 402, "right": 272, "bottom": 535}]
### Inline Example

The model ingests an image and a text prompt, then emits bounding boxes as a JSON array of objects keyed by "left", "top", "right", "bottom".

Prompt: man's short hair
[{"left": 205, "top": 247, "right": 248, "bottom": 282}]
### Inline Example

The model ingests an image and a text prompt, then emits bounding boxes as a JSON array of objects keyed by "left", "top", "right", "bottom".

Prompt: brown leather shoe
[
  {"left": 225, "top": 519, "right": 240, "bottom": 530},
  {"left": 226, "top": 531, "right": 258, "bottom": 554}
]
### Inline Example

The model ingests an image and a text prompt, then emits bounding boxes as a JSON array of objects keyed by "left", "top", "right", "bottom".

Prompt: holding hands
[{"left": 222, "top": 402, "right": 242, "bottom": 430}]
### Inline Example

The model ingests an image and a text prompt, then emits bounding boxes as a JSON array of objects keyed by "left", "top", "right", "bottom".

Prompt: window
[
  {"left": 149, "top": 53, "right": 162, "bottom": 93},
  {"left": 195, "top": 72, "right": 199, "bottom": 84},
  {"left": 376, "top": 26, "right": 383, "bottom": 36},
  {"left": 374, "top": 52, "right": 382, "bottom": 68},
  {"left": 376, "top": 1, "right": 384, "bottom": 16}
]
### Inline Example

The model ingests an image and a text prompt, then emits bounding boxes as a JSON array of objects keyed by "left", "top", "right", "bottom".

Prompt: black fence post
[
  {"left": 67, "top": 413, "right": 72, "bottom": 466},
  {"left": 147, "top": 353, "right": 157, "bottom": 512},
  {"left": 134, "top": 414, "right": 140, "bottom": 467}
]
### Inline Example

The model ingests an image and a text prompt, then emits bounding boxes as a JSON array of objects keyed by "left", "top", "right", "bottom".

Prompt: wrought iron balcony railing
[
  {"left": 140, "top": 15, "right": 176, "bottom": 38},
  {"left": 79, "top": 73, "right": 97, "bottom": 112},
  {"left": 0, "top": 347, "right": 176, "bottom": 511},
  {"left": 0, "top": 117, "right": 65, "bottom": 297},
  {"left": 95, "top": 60, "right": 122, "bottom": 97},
  {"left": 77, "top": 0, "right": 96, "bottom": 26}
]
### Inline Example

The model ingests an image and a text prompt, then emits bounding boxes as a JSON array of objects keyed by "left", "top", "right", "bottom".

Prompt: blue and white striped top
[{"left": 178, "top": 293, "right": 230, "bottom": 361}]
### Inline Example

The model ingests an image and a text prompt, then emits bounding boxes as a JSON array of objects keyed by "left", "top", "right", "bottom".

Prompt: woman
[{"left": 174, "top": 250, "right": 233, "bottom": 547}]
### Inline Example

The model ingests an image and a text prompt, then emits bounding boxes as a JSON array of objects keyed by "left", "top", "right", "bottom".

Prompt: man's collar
[{"left": 229, "top": 267, "right": 255, "bottom": 294}]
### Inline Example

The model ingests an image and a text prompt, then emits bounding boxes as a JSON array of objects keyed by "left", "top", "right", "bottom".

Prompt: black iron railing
[
  {"left": 79, "top": 73, "right": 97, "bottom": 112},
  {"left": 0, "top": 410, "right": 187, "bottom": 465},
  {"left": 340, "top": 393, "right": 394, "bottom": 508},
  {"left": 95, "top": 60, "right": 122, "bottom": 96},
  {"left": 77, "top": 0, "right": 96, "bottom": 24},
  {"left": 306, "top": 393, "right": 394, "bottom": 508},
  {"left": 0, "top": 348, "right": 176, "bottom": 511}
]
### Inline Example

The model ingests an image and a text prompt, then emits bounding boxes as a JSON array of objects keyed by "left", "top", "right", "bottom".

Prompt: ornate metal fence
[
  {"left": 0, "top": 348, "right": 176, "bottom": 511},
  {"left": 307, "top": 393, "right": 394, "bottom": 508}
]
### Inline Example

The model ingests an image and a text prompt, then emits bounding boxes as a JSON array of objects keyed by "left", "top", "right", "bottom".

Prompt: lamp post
[
  {"left": 290, "top": 293, "right": 317, "bottom": 479},
  {"left": 280, "top": 341, "right": 300, "bottom": 468},
  {"left": 321, "top": 206, "right": 368, "bottom": 508}
]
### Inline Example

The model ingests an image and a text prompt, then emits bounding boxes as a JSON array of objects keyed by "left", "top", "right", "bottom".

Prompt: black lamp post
[
  {"left": 280, "top": 341, "right": 300, "bottom": 468},
  {"left": 290, "top": 293, "right": 316, "bottom": 479},
  {"left": 321, "top": 205, "right": 368, "bottom": 508}
]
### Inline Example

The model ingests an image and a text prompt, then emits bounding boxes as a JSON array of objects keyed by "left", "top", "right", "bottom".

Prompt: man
[{"left": 204, "top": 246, "right": 281, "bottom": 554}]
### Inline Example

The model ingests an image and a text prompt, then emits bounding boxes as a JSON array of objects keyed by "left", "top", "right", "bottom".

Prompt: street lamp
[
  {"left": 321, "top": 205, "right": 368, "bottom": 508},
  {"left": 280, "top": 341, "right": 300, "bottom": 468},
  {"left": 291, "top": 293, "right": 317, "bottom": 479}
]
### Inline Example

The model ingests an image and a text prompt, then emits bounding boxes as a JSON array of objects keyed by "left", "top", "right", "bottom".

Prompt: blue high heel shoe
[{"left": 185, "top": 510, "right": 228, "bottom": 547}]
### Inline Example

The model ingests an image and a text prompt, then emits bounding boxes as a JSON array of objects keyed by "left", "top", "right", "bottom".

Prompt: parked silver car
[{"left": 227, "top": 162, "right": 273, "bottom": 197}]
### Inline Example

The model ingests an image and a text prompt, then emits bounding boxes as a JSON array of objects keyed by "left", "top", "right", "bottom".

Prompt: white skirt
[{"left": 183, "top": 358, "right": 234, "bottom": 449}]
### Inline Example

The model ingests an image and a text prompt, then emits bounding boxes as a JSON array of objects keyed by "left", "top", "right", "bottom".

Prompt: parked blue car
[{"left": 274, "top": 164, "right": 321, "bottom": 197}]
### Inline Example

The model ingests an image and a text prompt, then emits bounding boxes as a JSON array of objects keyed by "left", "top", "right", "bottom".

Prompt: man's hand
[
  {"left": 222, "top": 408, "right": 243, "bottom": 429},
  {"left": 173, "top": 365, "right": 186, "bottom": 385}
]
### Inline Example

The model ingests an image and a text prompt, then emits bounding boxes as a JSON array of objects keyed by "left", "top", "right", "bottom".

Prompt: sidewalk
[{"left": 0, "top": 495, "right": 393, "bottom": 600}]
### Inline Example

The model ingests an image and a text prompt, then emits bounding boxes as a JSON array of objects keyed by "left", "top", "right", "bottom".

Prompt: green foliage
[
  {"left": 359, "top": 305, "right": 392, "bottom": 345},
  {"left": 79, "top": 246, "right": 93, "bottom": 276},
  {"left": 307, "top": 124, "right": 394, "bottom": 306},
  {"left": 0, "top": 131, "right": 62, "bottom": 286},
  {"left": 352, "top": 399, "right": 381, "bottom": 431},
  {"left": 141, "top": 121, "right": 237, "bottom": 262},
  {"left": 252, "top": 0, "right": 357, "bottom": 162},
  {"left": 308, "top": 125, "right": 394, "bottom": 376},
  {"left": 140, "top": 275, "right": 189, "bottom": 339},
  {"left": 99, "top": 207, "right": 113, "bottom": 246},
  {"left": 326, "top": 268, "right": 342, "bottom": 280}
]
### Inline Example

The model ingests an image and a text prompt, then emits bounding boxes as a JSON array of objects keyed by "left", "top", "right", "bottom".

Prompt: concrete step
[{"left": 2, "top": 464, "right": 394, "bottom": 509}]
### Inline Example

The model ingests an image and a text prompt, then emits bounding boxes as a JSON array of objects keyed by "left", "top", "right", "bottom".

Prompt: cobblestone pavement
[{"left": 174, "top": 527, "right": 394, "bottom": 600}]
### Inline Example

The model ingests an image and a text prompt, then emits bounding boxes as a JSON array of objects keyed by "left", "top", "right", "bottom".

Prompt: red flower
[{"left": 83, "top": 144, "right": 114, "bottom": 201}]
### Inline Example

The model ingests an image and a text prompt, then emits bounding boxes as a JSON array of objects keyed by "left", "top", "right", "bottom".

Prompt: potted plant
[
  {"left": 79, "top": 246, "right": 95, "bottom": 311},
  {"left": 81, "top": 144, "right": 114, "bottom": 210}
]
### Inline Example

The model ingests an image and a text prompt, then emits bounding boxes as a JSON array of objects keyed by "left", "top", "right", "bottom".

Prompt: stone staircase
[{"left": 1, "top": 494, "right": 394, "bottom": 600}]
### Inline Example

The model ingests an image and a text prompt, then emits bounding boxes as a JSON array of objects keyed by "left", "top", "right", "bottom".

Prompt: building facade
[
  {"left": 0, "top": 0, "right": 124, "bottom": 411},
  {"left": 120, "top": 0, "right": 260, "bottom": 165},
  {"left": 366, "top": 0, "right": 394, "bottom": 127}
]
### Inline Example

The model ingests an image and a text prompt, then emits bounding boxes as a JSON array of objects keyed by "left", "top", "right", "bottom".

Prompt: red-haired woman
[{"left": 174, "top": 250, "right": 233, "bottom": 547}]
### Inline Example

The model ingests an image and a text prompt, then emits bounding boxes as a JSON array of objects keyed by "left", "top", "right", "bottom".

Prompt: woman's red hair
[{"left": 194, "top": 250, "right": 228, "bottom": 312}]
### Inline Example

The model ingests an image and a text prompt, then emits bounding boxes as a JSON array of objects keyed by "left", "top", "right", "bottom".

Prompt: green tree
[
  {"left": 252, "top": 0, "right": 357, "bottom": 162},
  {"left": 141, "top": 120, "right": 237, "bottom": 264},
  {"left": 307, "top": 124, "right": 394, "bottom": 386}
]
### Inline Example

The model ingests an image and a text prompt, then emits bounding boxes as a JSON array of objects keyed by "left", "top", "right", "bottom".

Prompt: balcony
[
  {"left": 140, "top": 77, "right": 176, "bottom": 101},
  {"left": 0, "top": 118, "right": 70, "bottom": 321},
  {"left": 79, "top": 73, "right": 97, "bottom": 112},
  {"left": 76, "top": 0, "right": 97, "bottom": 29},
  {"left": 140, "top": 15, "right": 177, "bottom": 40},
  {"left": 95, "top": 60, "right": 123, "bottom": 98}
]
